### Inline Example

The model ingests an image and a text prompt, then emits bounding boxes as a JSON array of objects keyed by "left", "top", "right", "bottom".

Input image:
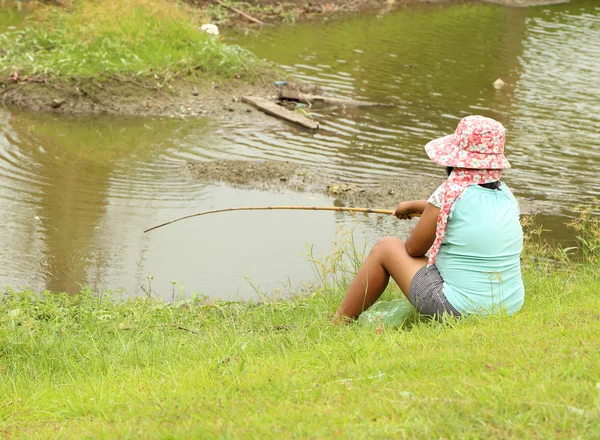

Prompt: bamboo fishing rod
[{"left": 144, "top": 206, "right": 421, "bottom": 233}]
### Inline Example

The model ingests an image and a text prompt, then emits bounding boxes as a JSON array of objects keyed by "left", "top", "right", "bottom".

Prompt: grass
[
  {"left": 0, "top": 0, "right": 263, "bottom": 82},
  {"left": 1, "top": 205, "right": 599, "bottom": 438}
]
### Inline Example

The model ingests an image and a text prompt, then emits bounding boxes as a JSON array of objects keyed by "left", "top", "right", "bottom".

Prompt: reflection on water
[{"left": 1, "top": 1, "right": 599, "bottom": 297}]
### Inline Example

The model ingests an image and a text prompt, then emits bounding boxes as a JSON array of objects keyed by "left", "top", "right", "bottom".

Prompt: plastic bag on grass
[{"left": 358, "top": 299, "right": 413, "bottom": 328}]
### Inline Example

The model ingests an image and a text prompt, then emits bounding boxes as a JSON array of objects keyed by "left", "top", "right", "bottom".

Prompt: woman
[{"left": 335, "top": 115, "right": 524, "bottom": 321}]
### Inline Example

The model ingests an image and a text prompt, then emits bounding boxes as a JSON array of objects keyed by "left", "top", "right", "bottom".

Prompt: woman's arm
[
  {"left": 394, "top": 200, "right": 428, "bottom": 219},
  {"left": 404, "top": 202, "right": 440, "bottom": 257}
]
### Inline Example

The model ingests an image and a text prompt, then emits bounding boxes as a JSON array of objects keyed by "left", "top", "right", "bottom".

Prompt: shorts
[{"left": 409, "top": 265, "right": 461, "bottom": 317}]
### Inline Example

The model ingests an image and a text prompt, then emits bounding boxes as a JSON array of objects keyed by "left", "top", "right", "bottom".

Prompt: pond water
[{"left": 0, "top": 0, "right": 598, "bottom": 299}]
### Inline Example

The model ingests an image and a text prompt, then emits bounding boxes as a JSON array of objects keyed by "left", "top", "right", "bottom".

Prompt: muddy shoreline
[
  {"left": 185, "top": 159, "right": 557, "bottom": 215},
  {"left": 0, "top": 76, "right": 286, "bottom": 119}
]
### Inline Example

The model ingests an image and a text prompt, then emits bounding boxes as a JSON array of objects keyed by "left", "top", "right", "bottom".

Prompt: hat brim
[{"left": 425, "top": 134, "right": 511, "bottom": 170}]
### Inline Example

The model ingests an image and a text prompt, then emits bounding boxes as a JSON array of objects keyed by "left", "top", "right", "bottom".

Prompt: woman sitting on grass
[{"left": 335, "top": 115, "right": 524, "bottom": 321}]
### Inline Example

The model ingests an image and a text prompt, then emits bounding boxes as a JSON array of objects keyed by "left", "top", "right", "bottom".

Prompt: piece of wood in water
[
  {"left": 277, "top": 89, "right": 390, "bottom": 107},
  {"left": 242, "top": 96, "right": 319, "bottom": 130}
]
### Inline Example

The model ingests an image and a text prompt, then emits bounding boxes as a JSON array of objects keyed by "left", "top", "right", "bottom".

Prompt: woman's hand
[
  {"left": 393, "top": 200, "right": 428, "bottom": 219},
  {"left": 394, "top": 202, "right": 416, "bottom": 219}
]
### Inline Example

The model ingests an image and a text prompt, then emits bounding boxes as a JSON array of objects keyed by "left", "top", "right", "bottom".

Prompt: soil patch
[
  {"left": 0, "top": 69, "right": 325, "bottom": 118},
  {"left": 186, "top": 158, "right": 439, "bottom": 208},
  {"left": 185, "top": 159, "right": 556, "bottom": 215},
  {"left": 1, "top": 75, "right": 287, "bottom": 119}
]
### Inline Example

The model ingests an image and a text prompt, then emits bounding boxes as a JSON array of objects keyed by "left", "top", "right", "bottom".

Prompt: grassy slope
[
  {"left": 1, "top": 211, "right": 599, "bottom": 438},
  {"left": 0, "top": 0, "right": 261, "bottom": 82}
]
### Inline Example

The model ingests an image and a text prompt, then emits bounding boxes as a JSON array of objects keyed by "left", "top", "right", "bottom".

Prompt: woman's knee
[{"left": 371, "top": 237, "right": 406, "bottom": 258}]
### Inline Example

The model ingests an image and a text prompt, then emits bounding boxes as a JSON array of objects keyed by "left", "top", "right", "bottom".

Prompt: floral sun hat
[{"left": 425, "top": 115, "right": 511, "bottom": 169}]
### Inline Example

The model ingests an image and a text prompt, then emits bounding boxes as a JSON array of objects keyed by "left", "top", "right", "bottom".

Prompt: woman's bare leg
[{"left": 334, "top": 237, "right": 428, "bottom": 321}]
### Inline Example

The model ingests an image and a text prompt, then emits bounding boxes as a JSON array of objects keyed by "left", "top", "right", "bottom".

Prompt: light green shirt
[{"left": 430, "top": 184, "right": 524, "bottom": 315}]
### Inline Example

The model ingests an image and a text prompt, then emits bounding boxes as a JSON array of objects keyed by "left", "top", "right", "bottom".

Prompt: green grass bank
[
  {"left": 0, "top": 0, "right": 275, "bottom": 116},
  {"left": 0, "top": 0, "right": 261, "bottom": 80},
  {"left": 1, "top": 206, "right": 599, "bottom": 438}
]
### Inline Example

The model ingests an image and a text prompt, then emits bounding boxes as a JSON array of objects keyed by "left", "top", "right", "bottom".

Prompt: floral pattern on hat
[{"left": 425, "top": 116, "right": 511, "bottom": 169}]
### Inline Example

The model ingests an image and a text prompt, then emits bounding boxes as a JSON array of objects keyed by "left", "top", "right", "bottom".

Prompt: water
[{"left": 1, "top": 1, "right": 599, "bottom": 298}]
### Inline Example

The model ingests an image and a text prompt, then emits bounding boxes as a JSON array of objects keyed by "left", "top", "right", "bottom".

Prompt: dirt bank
[
  {"left": 0, "top": 61, "right": 329, "bottom": 118},
  {"left": 1, "top": 75, "right": 285, "bottom": 118},
  {"left": 185, "top": 159, "right": 557, "bottom": 215}
]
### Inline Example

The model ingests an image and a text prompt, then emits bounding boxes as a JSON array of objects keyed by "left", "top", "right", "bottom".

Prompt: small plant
[
  {"left": 303, "top": 225, "right": 368, "bottom": 293},
  {"left": 522, "top": 201, "right": 600, "bottom": 278},
  {"left": 566, "top": 200, "right": 600, "bottom": 266}
]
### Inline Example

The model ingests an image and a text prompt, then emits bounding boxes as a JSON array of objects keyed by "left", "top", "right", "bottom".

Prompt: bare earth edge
[
  {"left": 0, "top": 75, "right": 284, "bottom": 120},
  {"left": 185, "top": 159, "right": 557, "bottom": 216}
]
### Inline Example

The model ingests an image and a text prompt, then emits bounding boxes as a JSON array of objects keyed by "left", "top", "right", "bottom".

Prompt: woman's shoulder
[
  {"left": 427, "top": 183, "right": 445, "bottom": 208},
  {"left": 460, "top": 183, "right": 520, "bottom": 212},
  {"left": 428, "top": 181, "right": 517, "bottom": 211}
]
